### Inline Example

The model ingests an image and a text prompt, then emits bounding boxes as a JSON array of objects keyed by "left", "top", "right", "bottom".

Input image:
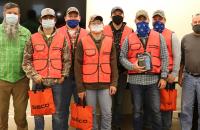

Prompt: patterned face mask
[
  {"left": 153, "top": 21, "right": 165, "bottom": 33},
  {"left": 136, "top": 21, "right": 150, "bottom": 37}
]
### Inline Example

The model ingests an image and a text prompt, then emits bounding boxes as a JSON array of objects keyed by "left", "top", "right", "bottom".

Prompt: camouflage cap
[{"left": 135, "top": 9, "right": 149, "bottom": 19}]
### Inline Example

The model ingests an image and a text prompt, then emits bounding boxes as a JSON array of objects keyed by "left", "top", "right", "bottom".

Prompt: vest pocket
[
  {"left": 84, "top": 49, "right": 96, "bottom": 56},
  {"left": 129, "top": 43, "right": 141, "bottom": 50},
  {"left": 83, "top": 64, "right": 98, "bottom": 75},
  {"left": 100, "top": 63, "right": 111, "bottom": 74},
  {"left": 50, "top": 59, "right": 62, "bottom": 70},
  {"left": 34, "top": 44, "right": 45, "bottom": 52},
  {"left": 152, "top": 56, "right": 161, "bottom": 67},
  {"left": 33, "top": 59, "right": 48, "bottom": 71}
]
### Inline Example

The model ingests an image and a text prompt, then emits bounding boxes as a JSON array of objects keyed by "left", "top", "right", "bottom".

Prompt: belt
[{"left": 186, "top": 71, "right": 200, "bottom": 77}]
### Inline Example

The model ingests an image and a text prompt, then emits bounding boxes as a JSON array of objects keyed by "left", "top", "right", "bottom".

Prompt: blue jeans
[
  {"left": 86, "top": 89, "right": 112, "bottom": 130},
  {"left": 144, "top": 83, "right": 175, "bottom": 130},
  {"left": 180, "top": 73, "right": 200, "bottom": 130},
  {"left": 33, "top": 83, "right": 65, "bottom": 130},
  {"left": 130, "top": 83, "right": 162, "bottom": 130},
  {"left": 62, "top": 75, "right": 78, "bottom": 129}
]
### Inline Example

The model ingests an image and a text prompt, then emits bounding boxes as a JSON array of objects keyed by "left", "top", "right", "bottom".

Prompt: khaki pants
[{"left": 0, "top": 77, "right": 29, "bottom": 130}]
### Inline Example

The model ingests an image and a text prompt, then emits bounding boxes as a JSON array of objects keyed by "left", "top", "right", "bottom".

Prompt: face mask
[
  {"left": 153, "top": 21, "right": 165, "bottom": 33},
  {"left": 193, "top": 24, "right": 200, "bottom": 34},
  {"left": 136, "top": 21, "right": 150, "bottom": 37},
  {"left": 90, "top": 24, "right": 104, "bottom": 33},
  {"left": 112, "top": 15, "right": 123, "bottom": 25},
  {"left": 42, "top": 19, "right": 55, "bottom": 29},
  {"left": 5, "top": 14, "right": 18, "bottom": 25},
  {"left": 67, "top": 20, "right": 79, "bottom": 28}
]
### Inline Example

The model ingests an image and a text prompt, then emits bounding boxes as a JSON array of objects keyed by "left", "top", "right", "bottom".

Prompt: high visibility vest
[
  {"left": 162, "top": 28, "right": 173, "bottom": 72},
  {"left": 103, "top": 25, "right": 132, "bottom": 48},
  {"left": 31, "top": 32, "right": 65, "bottom": 78},
  {"left": 58, "top": 26, "right": 88, "bottom": 52},
  {"left": 128, "top": 30, "right": 161, "bottom": 74},
  {"left": 81, "top": 35, "right": 113, "bottom": 83}
]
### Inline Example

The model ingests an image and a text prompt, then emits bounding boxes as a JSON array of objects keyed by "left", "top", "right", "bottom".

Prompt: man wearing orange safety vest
[
  {"left": 103, "top": 7, "right": 132, "bottom": 130},
  {"left": 58, "top": 7, "right": 88, "bottom": 129},
  {"left": 75, "top": 15, "right": 118, "bottom": 130},
  {"left": 120, "top": 10, "right": 169, "bottom": 130},
  {"left": 22, "top": 8, "right": 71, "bottom": 130},
  {"left": 153, "top": 10, "right": 180, "bottom": 130}
]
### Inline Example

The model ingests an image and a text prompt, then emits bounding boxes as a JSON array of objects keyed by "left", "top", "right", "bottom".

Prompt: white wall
[{"left": 86, "top": 0, "right": 200, "bottom": 39}]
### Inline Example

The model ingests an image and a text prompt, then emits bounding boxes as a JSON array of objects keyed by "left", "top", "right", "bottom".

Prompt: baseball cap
[
  {"left": 152, "top": 10, "right": 166, "bottom": 19},
  {"left": 135, "top": 9, "right": 149, "bottom": 19},
  {"left": 89, "top": 15, "right": 103, "bottom": 24},
  {"left": 111, "top": 6, "right": 124, "bottom": 15},
  {"left": 41, "top": 8, "right": 55, "bottom": 18},
  {"left": 66, "top": 7, "right": 79, "bottom": 15}
]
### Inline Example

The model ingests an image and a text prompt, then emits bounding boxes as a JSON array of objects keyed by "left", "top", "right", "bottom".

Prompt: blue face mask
[
  {"left": 153, "top": 21, "right": 165, "bottom": 33},
  {"left": 66, "top": 20, "right": 79, "bottom": 28},
  {"left": 136, "top": 21, "right": 150, "bottom": 37}
]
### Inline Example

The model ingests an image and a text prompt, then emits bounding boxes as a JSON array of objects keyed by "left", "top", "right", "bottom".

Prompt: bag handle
[
  {"left": 77, "top": 97, "right": 87, "bottom": 108},
  {"left": 32, "top": 82, "right": 46, "bottom": 93},
  {"left": 165, "top": 81, "right": 178, "bottom": 90}
]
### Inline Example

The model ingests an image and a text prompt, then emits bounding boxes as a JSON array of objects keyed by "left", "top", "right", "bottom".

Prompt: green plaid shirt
[{"left": 0, "top": 24, "right": 31, "bottom": 83}]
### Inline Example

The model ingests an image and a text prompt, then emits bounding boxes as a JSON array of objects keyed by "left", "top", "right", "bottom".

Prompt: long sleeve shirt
[
  {"left": 22, "top": 26, "right": 71, "bottom": 86},
  {"left": 120, "top": 33, "right": 168, "bottom": 85},
  {"left": 75, "top": 34, "right": 118, "bottom": 93},
  {"left": 170, "top": 33, "right": 181, "bottom": 77}
]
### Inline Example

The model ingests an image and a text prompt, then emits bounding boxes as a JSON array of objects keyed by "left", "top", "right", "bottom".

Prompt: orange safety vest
[
  {"left": 81, "top": 35, "right": 113, "bottom": 83},
  {"left": 58, "top": 26, "right": 88, "bottom": 51},
  {"left": 128, "top": 30, "right": 161, "bottom": 74},
  {"left": 31, "top": 32, "right": 65, "bottom": 78},
  {"left": 162, "top": 28, "right": 173, "bottom": 72},
  {"left": 103, "top": 25, "right": 132, "bottom": 48}
]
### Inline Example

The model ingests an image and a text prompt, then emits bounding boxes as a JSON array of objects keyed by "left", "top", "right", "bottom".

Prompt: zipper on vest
[
  {"left": 47, "top": 47, "right": 50, "bottom": 78},
  {"left": 98, "top": 54, "right": 100, "bottom": 83}
]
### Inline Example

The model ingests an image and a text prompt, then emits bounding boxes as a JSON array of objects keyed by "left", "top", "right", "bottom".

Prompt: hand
[
  {"left": 132, "top": 60, "right": 146, "bottom": 73},
  {"left": 158, "top": 78, "right": 167, "bottom": 89},
  {"left": 167, "top": 74, "right": 176, "bottom": 83},
  {"left": 34, "top": 75, "right": 43, "bottom": 84},
  {"left": 178, "top": 75, "right": 183, "bottom": 87},
  {"left": 78, "top": 92, "right": 86, "bottom": 101},
  {"left": 58, "top": 77, "right": 65, "bottom": 84},
  {"left": 109, "top": 86, "right": 117, "bottom": 95}
]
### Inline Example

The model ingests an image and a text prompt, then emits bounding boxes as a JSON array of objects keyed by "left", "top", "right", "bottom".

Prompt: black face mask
[
  {"left": 112, "top": 15, "right": 123, "bottom": 25},
  {"left": 193, "top": 24, "right": 200, "bottom": 34}
]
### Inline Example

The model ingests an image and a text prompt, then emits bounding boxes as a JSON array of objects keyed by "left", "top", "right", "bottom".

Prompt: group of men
[{"left": 0, "top": 2, "right": 200, "bottom": 130}]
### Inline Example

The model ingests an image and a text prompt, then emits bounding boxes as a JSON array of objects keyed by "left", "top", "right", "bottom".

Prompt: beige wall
[{"left": 86, "top": 0, "right": 200, "bottom": 39}]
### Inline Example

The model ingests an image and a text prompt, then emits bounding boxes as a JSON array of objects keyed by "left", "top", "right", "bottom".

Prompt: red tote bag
[
  {"left": 70, "top": 98, "right": 93, "bottom": 130},
  {"left": 28, "top": 87, "right": 56, "bottom": 116}
]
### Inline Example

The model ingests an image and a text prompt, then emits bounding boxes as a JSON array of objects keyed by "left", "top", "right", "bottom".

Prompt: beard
[{"left": 2, "top": 19, "right": 19, "bottom": 39}]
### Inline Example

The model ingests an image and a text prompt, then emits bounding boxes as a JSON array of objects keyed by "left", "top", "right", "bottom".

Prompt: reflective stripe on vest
[
  {"left": 103, "top": 25, "right": 132, "bottom": 48},
  {"left": 162, "top": 28, "right": 173, "bottom": 71},
  {"left": 31, "top": 32, "right": 64, "bottom": 78},
  {"left": 128, "top": 30, "right": 161, "bottom": 74},
  {"left": 81, "top": 35, "right": 113, "bottom": 83}
]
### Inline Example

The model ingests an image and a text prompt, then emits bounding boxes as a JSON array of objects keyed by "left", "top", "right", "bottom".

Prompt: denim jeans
[
  {"left": 143, "top": 83, "right": 175, "bottom": 130},
  {"left": 86, "top": 89, "right": 112, "bottom": 130},
  {"left": 33, "top": 83, "right": 65, "bottom": 130},
  {"left": 112, "top": 72, "right": 127, "bottom": 127},
  {"left": 130, "top": 83, "right": 162, "bottom": 130},
  {"left": 62, "top": 75, "right": 78, "bottom": 129},
  {"left": 180, "top": 73, "right": 200, "bottom": 130}
]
